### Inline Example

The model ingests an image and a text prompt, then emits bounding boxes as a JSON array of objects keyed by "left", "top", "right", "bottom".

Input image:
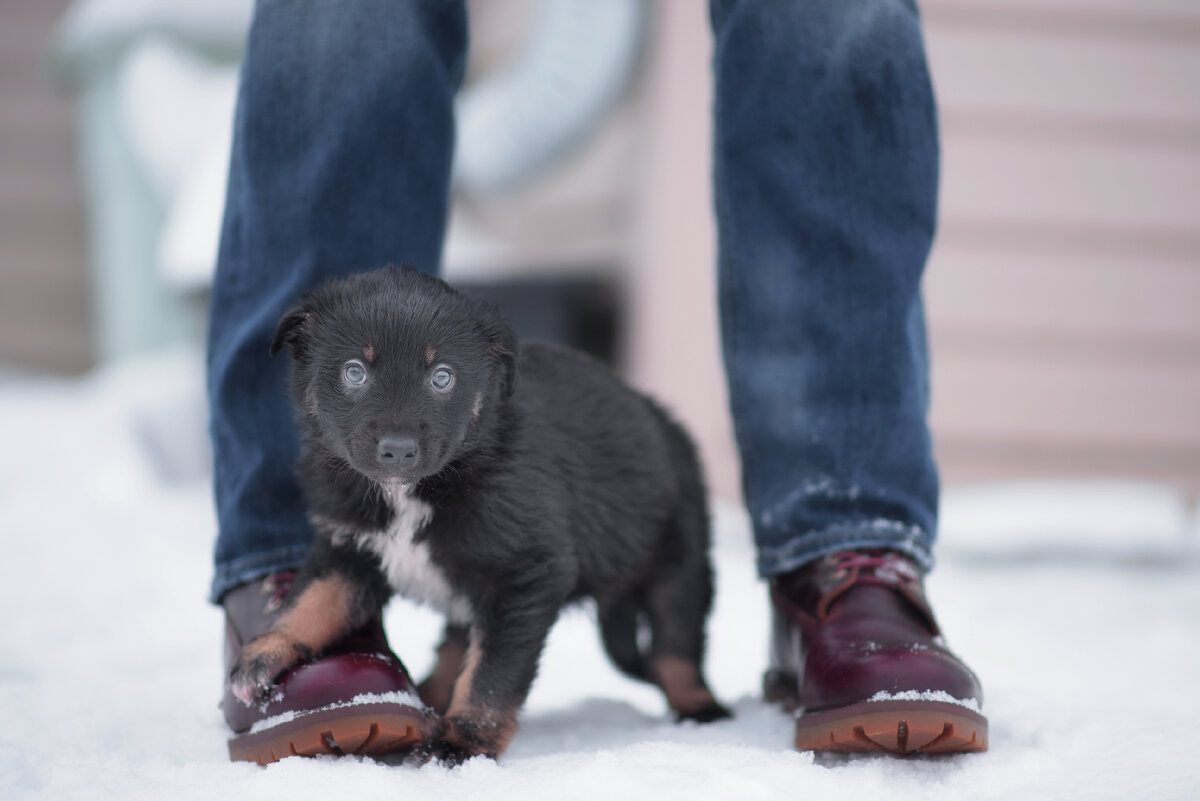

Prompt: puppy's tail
[{"left": 597, "top": 600, "right": 651, "bottom": 682}]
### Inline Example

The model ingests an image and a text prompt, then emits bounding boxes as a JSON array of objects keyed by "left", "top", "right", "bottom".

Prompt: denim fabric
[
  {"left": 207, "top": 0, "right": 467, "bottom": 601},
  {"left": 711, "top": 0, "right": 940, "bottom": 576},
  {"left": 209, "top": 0, "right": 941, "bottom": 600}
]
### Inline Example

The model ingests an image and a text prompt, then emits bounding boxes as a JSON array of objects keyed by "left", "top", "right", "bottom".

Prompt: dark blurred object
[
  {"left": 461, "top": 275, "right": 621, "bottom": 369},
  {"left": 1, "top": 0, "right": 91, "bottom": 372}
]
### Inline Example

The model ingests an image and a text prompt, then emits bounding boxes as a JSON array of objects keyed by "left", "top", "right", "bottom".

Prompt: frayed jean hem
[
  {"left": 209, "top": 544, "right": 312, "bottom": 604},
  {"left": 755, "top": 523, "right": 935, "bottom": 579}
]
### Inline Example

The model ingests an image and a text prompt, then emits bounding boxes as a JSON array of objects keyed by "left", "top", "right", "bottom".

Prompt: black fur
[{"left": 265, "top": 265, "right": 727, "bottom": 755}]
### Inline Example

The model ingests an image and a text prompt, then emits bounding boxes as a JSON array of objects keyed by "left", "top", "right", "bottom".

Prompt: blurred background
[{"left": 2, "top": 0, "right": 1198, "bottom": 507}]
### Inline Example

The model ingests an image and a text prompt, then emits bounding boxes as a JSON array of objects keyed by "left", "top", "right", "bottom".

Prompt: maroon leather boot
[
  {"left": 765, "top": 550, "right": 988, "bottom": 754},
  {"left": 222, "top": 572, "right": 432, "bottom": 764}
]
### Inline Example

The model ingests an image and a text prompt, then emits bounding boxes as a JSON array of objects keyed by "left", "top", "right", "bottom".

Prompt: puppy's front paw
[
  {"left": 228, "top": 632, "right": 310, "bottom": 707},
  {"left": 429, "top": 715, "right": 509, "bottom": 766}
]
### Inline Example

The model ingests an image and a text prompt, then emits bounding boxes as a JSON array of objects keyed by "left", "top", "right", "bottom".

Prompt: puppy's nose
[{"left": 377, "top": 436, "right": 419, "bottom": 465}]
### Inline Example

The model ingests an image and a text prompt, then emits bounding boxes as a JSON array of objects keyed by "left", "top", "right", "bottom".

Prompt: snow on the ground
[{"left": 2, "top": 349, "right": 1198, "bottom": 801}]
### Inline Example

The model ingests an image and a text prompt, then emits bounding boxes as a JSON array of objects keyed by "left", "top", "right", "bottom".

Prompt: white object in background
[
  {"left": 55, "top": 0, "right": 252, "bottom": 74},
  {"left": 159, "top": 119, "right": 235, "bottom": 292},
  {"left": 116, "top": 37, "right": 238, "bottom": 202},
  {"left": 453, "top": 0, "right": 646, "bottom": 194},
  {"left": 116, "top": 37, "right": 239, "bottom": 291}
]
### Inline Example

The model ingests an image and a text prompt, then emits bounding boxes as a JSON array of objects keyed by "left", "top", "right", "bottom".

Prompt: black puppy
[{"left": 229, "top": 265, "right": 729, "bottom": 760}]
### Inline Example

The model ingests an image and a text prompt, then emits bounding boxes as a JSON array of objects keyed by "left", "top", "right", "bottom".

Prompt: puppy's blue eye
[
  {"left": 343, "top": 360, "right": 367, "bottom": 386},
  {"left": 431, "top": 366, "right": 454, "bottom": 391}
]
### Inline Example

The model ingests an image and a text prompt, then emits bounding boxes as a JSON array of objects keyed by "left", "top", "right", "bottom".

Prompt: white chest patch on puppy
[{"left": 321, "top": 485, "right": 473, "bottom": 623}]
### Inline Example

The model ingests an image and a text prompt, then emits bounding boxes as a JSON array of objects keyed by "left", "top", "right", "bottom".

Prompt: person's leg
[
  {"left": 710, "top": 0, "right": 987, "bottom": 753},
  {"left": 209, "top": 0, "right": 467, "bottom": 762},
  {"left": 711, "top": 0, "right": 939, "bottom": 575},
  {"left": 208, "top": 0, "right": 467, "bottom": 604}
]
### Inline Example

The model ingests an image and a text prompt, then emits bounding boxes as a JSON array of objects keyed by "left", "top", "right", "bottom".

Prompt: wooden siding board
[
  {"left": 940, "top": 135, "right": 1200, "bottom": 232},
  {"left": 935, "top": 441, "right": 1200, "bottom": 491},
  {"left": 928, "top": 26, "right": 1200, "bottom": 127},
  {"left": 923, "top": 0, "right": 1200, "bottom": 15},
  {"left": 925, "top": 245, "right": 1200, "bottom": 348},
  {"left": 930, "top": 353, "right": 1200, "bottom": 449},
  {"left": 923, "top": 1, "right": 1200, "bottom": 41}
]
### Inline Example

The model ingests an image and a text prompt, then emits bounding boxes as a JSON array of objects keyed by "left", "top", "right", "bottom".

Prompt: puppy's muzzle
[{"left": 377, "top": 435, "right": 420, "bottom": 467}]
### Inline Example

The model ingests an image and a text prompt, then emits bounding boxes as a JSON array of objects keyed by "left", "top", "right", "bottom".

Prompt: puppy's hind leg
[
  {"left": 417, "top": 622, "right": 470, "bottom": 713},
  {"left": 597, "top": 597, "right": 651, "bottom": 682},
  {"left": 644, "top": 547, "right": 731, "bottom": 722},
  {"left": 642, "top": 422, "right": 731, "bottom": 721}
]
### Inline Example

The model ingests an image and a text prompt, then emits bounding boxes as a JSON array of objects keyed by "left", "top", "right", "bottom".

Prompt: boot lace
[
  {"left": 825, "top": 549, "right": 921, "bottom": 587},
  {"left": 260, "top": 571, "right": 296, "bottom": 614}
]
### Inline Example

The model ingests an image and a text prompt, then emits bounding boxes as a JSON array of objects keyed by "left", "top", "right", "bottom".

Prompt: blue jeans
[{"left": 208, "top": 0, "right": 940, "bottom": 602}]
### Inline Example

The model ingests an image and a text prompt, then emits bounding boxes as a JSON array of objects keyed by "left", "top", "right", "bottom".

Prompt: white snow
[
  {"left": 2, "top": 348, "right": 1199, "bottom": 801},
  {"left": 247, "top": 691, "right": 427, "bottom": 736},
  {"left": 866, "top": 690, "right": 981, "bottom": 713}
]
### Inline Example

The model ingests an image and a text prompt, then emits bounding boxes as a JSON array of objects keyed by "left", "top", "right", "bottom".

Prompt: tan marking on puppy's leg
[
  {"left": 650, "top": 655, "right": 720, "bottom": 716},
  {"left": 274, "top": 574, "right": 357, "bottom": 657},
  {"left": 445, "top": 635, "right": 482, "bottom": 720},
  {"left": 229, "top": 575, "right": 360, "bottom": 706},
  {"left": 418, "top": 636, "right": 468, "bottom": 713}
]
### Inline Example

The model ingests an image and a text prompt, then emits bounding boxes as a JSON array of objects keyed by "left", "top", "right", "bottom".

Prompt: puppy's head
[{"left": 271, "top": 265, "right": 517, "bottom": 486}]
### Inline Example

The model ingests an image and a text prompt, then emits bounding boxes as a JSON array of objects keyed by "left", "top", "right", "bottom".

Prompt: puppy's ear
[
  {"left": 491, "top": 335, "right": 518, "bottom": 397},
  {"left": 270, "top": 305, "right": 312, "bottom": 357},
  {"left": 478, "top": 306, "right": 518, "bottom": 396}
]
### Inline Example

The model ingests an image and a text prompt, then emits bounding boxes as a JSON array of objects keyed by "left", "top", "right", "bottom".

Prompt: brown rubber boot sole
[
  {"left": 793, "top": 700, "right": 988, "bottom": 754},
  {"left": 228, "top": 702, "right": 428, "bottom": 765},
  {"left": 765, "top": 671, "right": 987, "bottom": 754}
]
